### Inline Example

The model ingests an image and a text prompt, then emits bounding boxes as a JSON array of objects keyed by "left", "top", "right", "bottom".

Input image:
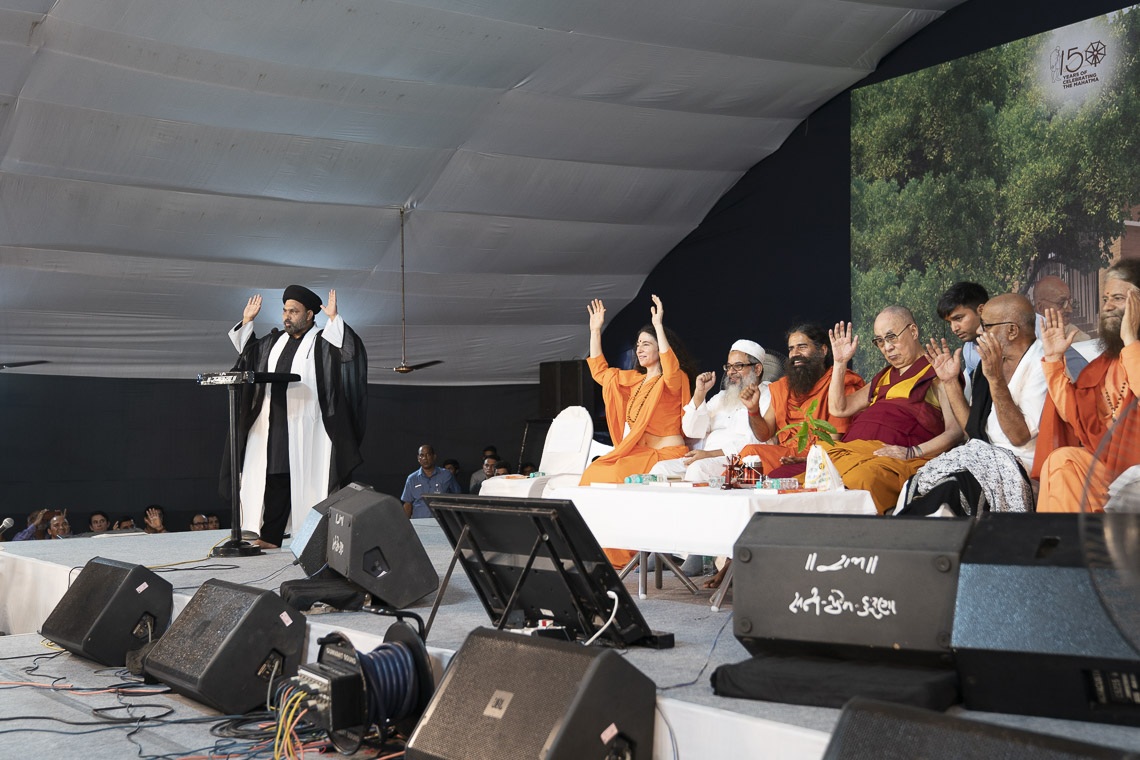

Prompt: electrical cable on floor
[
  {"left": 656, "top": 702, "right": 680, "bottom": 760},
  {"left": 656, "top": 613, "right": 734, "bottom": 691},
  {"left": 583, "top": 590, "right": 621, "bottom": 646}
]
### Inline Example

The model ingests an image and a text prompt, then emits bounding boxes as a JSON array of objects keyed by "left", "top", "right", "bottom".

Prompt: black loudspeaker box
[
  {"left": 143, "top": 579, "right": 305, "bottom": 715},
  {"left": 539, "top": 360, "right": 600, "bottom": 419},
  {"left": 40, "top": 556, "right": 173, "bottom": 666},
  {"left": 291, "top": 482, "right": 376, "bottom": 576},
  {"left": 953, "top": 513, "right": 1140, "bottom": 726},
  {"left": 733, "top": 513, "right": 973, "bottom": 666},
  {"left": 823, "top": 696, "right": 1135, "bottom": 760},
  {"left": 406, "top": 627, "right": 655, "bottom": 760},
  {"left": 326, "top": 491, "right": 439, "bottom": 609}
]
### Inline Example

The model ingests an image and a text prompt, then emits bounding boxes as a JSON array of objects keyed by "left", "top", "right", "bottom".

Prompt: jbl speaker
[
  {"left": 291, "top": 482, "right": 376, "bottom": 576},
  {"left": 326, "top": 491, "right": 438, "bottom": 609},
  {"left": 143, "top": 579, "right": 305, "bottom": 715},
  {"left": 40, "top": 556, "right": 173, "bottom": 666},
  {"left": 823, "top": 697, "right": 1134, "bottom": 759},
  {"left": 953, "top": 513, "right": 1140, "bottom": 726},
  {"left": 406, "top": 627, "right": 655, "bottom": 760},
  {"left": 733, "top": 514, "right": 973, "bottom": 666}
]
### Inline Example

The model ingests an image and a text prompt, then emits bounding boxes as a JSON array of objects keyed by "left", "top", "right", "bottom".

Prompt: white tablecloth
[{"left": 546, "top": 484, "right": 877, "bottom": 557}]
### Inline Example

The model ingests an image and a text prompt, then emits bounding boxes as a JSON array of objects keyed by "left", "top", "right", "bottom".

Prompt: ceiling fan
[
  {"left": 0, "top": 360, "right": 50, "bottom": 370},
  {"left": 387, "top": 207, "right": 442, "bottom": 374}
]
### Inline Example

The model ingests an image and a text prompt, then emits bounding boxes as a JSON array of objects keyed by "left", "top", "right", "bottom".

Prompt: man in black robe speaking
[{"left": 223, "top": 285, "right": 367, "bottom": 548}]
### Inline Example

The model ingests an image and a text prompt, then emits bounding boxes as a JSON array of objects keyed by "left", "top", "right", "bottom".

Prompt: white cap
[{"left": 730, "top": 339, "right": 765, "bottom": 363}]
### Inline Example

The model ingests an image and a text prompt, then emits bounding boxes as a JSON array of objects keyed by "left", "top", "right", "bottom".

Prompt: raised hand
[
  {"left": 587, "top": 299, "right": 606, "bottom": 331},
  {"left": 694, "top": 371, "right": 716, "bottom": 397},
  {"left": 322, "top": 289, "right": 338, "bottom": 320},
  {"left": 1123, "top": 288, "right": 1140, "bottom": 347},
  {"left": 924, "top": 337, "right": 961, "bottom": 383},
  {"left": 740, "top": 382, "right": 761, "bottom": 414},
  {"left": 144, "top": 507, "right": 165, "bottom": 532},
  {"left": 649, "top": 294, "right": 665, "bottom": 329},
  {"left": 242, "top": 295, "right": 262, "bottom": 324},
  {"left": 975, "top": 331, "right": 1003, "bottom": 383},
  {"left": 1040, "top": 308, "right": 1074, "bottom": 362},
  {"left": 829, "top": 321, "right": 858, "bottom": 366}
]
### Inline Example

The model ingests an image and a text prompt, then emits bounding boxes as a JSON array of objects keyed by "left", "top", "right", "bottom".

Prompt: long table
[{"left": 547, "top": 484, "right": 878, "bottom": 608}]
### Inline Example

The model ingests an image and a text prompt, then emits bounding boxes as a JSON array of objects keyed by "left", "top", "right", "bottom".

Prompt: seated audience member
[
  {"left": 580, "top": 295, "right": 695, "bottom": 566},
  {"left": 469, "top": 446, "right": 498, "bottom": 494},
  {"left": 114, "top": 516, "right": 137, "bottom": 530},
  {"left": 825, "top": 307, "right": 964, "bottom": 513},
  {"left": 907, "top": 294, "right": 1046, "bottom": 514},
  {"left": 1032, "top": 274, "right": 1093, "bottom": 376},
  {"left": 88, "top": 511, "right": 111, "bottom": 534},
  {"left": 469, "top": 455, "right": 500, "bottom": 495},
  {"left": 441, "top": 458, "right": 462, "bottom": 489},
  {"left": 740, "top": 324, "right": 865, "bottom": 477},
  {"left": 494, "top": 461, "right": 512, "bottom": 476},
  {"left": 47, "top": 511, "right": 72, "bottom": 539},
  {"left": 143, "top": 505, "right": 168, "bottom": 534},
  {"left": 12, "top": 509, "right": 60, "bottom": 541},
  {"left": 519, "top": 461, "right": 538, "bottom": 476},
  {"left": 1034, "top": 260, "right": 1140, "bottom": 512},
  {"left": 206, "top": 514, "right": 221, "bottom": 530},
  {"left": 401, "top": 444, "right": 461, "bottom": 518},
  {"left": 650, "top": 339, "right": 770, "bottom": 482},
  {"left": 937, "top": 282, "right": 988, "bottom": 380},
  {"left": 190, "top": 514, "right": 209, "bottom": 530}
]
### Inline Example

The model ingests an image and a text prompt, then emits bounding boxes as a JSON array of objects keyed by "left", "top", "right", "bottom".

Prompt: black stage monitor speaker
[
  {"left": 953, "top": 513, "right": 1140, "bottom": 726},
  {"left": 406, "top": 627, "right": 655, "bottom": 760},
  {"left": 143, "top": 579, "right": 305, "bottom": 715},
  {"left": 326, "top": 491, "right": 439, "bottom": 609},
  {"left": 733, "top": 514, "right": 973, "bottom": 666},
  {"left": 823, "top": 697, "right": 1136, "bottom": 759},
  {"left": 291, "top": 482, "right": 375, "bottom": 576},
  {"left": 40, "top": 556, "right": 173, "bottom": 667}
]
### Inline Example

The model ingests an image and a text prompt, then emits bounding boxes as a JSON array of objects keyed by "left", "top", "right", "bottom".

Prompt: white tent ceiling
[{"left": 0, "top": 0, "right": 962, "bottom": 384}]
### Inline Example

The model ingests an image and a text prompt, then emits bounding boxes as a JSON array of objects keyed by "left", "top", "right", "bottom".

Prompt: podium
[{"left": 197, "top": 370, "right": 300, "bottom": 557}]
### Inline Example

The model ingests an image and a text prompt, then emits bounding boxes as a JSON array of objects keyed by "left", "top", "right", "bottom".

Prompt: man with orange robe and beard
[
  {"left": 825, "top": 306, "right": 964, "bottom": 514},
  {"left": 738, "top": 324, "right": 864, "bottom": 478},
  {"left": 1034, "top": 260, "right": 1140, "bottom": 512}
]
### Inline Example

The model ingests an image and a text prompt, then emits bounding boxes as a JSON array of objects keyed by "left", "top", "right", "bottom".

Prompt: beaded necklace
[
  {"left": 1104, "top": 380, "right": 1130, "bottom": 421},
  {"left": 626, "top": 375, "right": 662, "bottom": 425}
]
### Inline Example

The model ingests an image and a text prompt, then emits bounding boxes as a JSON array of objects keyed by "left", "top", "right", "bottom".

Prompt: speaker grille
[
  {"left": 42, "top": 559, "right": 129, "bottom": 643},
  {"left": 409, "top": 630, "right": 597, "bottom": 760},
  {"left": 825, "top": 698, "right": 1131, "bottom": 760},
  {"left": 148, "top": 582, "right": 261, "bottom": 685}
]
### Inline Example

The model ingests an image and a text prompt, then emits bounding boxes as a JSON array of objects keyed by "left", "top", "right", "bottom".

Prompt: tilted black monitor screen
[{"left": 423, "top": 493, "right": 662, "bottom": 648}]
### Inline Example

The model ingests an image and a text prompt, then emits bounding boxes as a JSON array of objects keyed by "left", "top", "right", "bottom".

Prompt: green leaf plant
[{"left": 777, "top": 399, "right": 839, "bottom": 453}]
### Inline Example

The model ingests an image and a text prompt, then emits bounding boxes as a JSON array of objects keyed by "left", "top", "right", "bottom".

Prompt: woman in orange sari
[{"left": 580, "top": 294, "right": 692, "bottom": 565}]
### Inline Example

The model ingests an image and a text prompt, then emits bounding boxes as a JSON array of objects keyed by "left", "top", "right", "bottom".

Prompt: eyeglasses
[
  {"left": 191, "top": 520, "right": 207, "bottom": 526},
  {"left": 1041, "top": 296, "right": 1077, "bottom": 310},
  {"left": 979, "top": 320, "right": 1017, "bottom": 332},
  {"left": 870, "top": 324, "right": 914, "bottom": 349},
  {"left": 722, "top": 362, "right": 757, "bottom": 372}
]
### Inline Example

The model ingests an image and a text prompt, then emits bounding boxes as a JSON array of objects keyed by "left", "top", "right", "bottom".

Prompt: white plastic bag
[{"left": 803, "top": 444, "right": 844, "bottom": 491}]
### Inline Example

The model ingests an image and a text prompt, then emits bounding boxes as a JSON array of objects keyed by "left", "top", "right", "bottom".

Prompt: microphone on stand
[{"left": 0, "top": 517, "right": 14, "bottom": 534}]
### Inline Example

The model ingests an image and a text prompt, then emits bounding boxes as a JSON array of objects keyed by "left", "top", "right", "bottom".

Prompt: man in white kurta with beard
[
  {"left": 650, "top": 339, "right": 771, "bottom": 483},
  {"left": 226, "top": 285, "right": 367, "bottom": 548}
]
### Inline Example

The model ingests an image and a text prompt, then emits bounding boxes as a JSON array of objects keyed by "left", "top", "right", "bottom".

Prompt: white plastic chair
[{"left": 480, "top": 406, "right": 595, "bottom": 498}]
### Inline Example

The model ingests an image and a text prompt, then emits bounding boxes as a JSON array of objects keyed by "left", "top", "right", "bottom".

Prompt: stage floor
[{"left": 1, "top": 522, "right": 1139, "bottom": 758}]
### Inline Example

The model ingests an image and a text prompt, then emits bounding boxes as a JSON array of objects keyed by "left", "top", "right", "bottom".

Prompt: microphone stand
[{"left": 198, "top": 370, "right": 300, "bottom": 557}]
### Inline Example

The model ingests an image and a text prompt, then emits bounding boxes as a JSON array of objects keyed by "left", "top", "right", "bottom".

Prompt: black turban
[{"left": 282, "top": 285, "right": 322, "bottom": 314}]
